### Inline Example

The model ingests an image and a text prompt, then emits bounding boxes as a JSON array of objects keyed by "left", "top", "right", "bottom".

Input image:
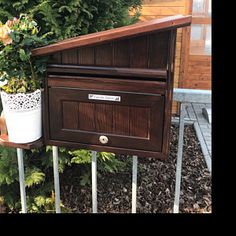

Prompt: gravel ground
[{"left": 60, "top": 125, "right": 212, "bottom": 213}]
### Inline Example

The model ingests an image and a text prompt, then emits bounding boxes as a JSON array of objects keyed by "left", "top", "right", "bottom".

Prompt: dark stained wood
[
  {"left": 62, "top": 101, "right": 79, "bottom": 129},
  {"left": 47, "top": 139, "right": 166, "bottom": 159},
  {"left": 112, "top": 105, "right": 130, "bottom": 135},
  {"left": 148, "top": 31, "right": 169, "bottom": 69},
  {"left": 129, "top": 107, "right": 149, "bottom": 138},
  {"left": 0, "top": 134, "right": 43, "bottom": 149},
  {"left": 43, "top": 74, "right": 50, "bottom": 143},
  {"left": 95, "top": 104, "right": 113, "bottom": 133},
  {"left": 37, "top": 16, "right": 191, "bottom": 159},
  {"left": 113, "top": 40, "right": 130, "bottom": 67},
  {"left": 48, "top": 52, "right": 62, "bottom": 64},
  {"left": 130, "top": 35, "right": 148, "bottom": 68},
  {"left": 79, "top": 103, "right": 95, "bottom": 131},
  {"left": 32, "top": 15, "right": 191, "bottom": 56},
  {"left": 61, "top": 49, "right": 78, "bottom": 64},
  {"left": 47, "top": 65, "right": 167, "bottom": 79},
  {"left": 78, "top": 47, "right": 95, "bottom": 65},
  {"left": 48, "top": 86, "right": 164, "bottom": 152},
  {"left": 48, "top": 75, "right": 166, "bottom": 95},
  {"left": 162, "top": 29, "right": 177, "bottom": 157},
  {"left": 95, "top": 43, "right": 113, "bottom": 66}
]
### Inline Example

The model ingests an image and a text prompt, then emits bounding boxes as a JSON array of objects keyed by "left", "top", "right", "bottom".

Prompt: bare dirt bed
[{"left": 60, "top": 125, "right": 212, "bottom": 213}]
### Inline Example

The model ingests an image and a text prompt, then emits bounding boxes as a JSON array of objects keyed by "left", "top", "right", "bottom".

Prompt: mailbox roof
[{"left": 32, "top": 15, "right": 191, "bottom": 57}]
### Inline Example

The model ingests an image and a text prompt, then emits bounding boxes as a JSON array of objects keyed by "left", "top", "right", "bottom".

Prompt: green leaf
[
  {"left": 25, "top": 168, "right": 45, "bottom": 187},
  {"left": 19, "top": 48, "right": 30, "bottom": 61}
]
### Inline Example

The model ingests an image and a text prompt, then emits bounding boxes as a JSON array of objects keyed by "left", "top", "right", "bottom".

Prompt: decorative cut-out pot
[{"left": 0, "top": 89, "right": 42, "bottom": 143}]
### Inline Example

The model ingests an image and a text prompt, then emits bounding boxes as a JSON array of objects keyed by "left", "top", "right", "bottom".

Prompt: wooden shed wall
[{"left": 131, "top": 0, "right": 191, "bottom": 114}]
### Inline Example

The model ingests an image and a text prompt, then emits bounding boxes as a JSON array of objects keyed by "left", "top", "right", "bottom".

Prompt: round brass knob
[{"left": 99, "top": 135, "right": 108, "bottom": 144}]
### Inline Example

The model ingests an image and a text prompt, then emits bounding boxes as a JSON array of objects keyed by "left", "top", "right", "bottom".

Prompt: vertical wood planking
[
  {"left": 149, "top": 99, "right": 164, "bottom": 147},
  {"left": 48, "top": 52, "right": 62, "bottom": 64},
  {"left": 148, "top": 31, "right": 169, "bottom": 69},
  {"left": 61, "top": 49, "right": 78, "bottom": 64},
  {"left": 130, "top": 35, "right": 148, "bottom": 68},
  {"left": 112, "top": 105, "right": 130, "bottom": 135},
  {"left": 95, "top": 104, "right": 113, "bottom": 133},
  {"left": 162, "top": 29, "right": 177, "bottom": 156},
  {"left": 95, "top": 43, "right": 113, "bottom": 66},
  {"left": 62, "top": 102, "right": 79, "bottom": 129},
  {"left": 129, "top": 107, "right": 149, "bottom": 138},
  {"left": 78, "top": 47, "right": 95, "bottom": 65},
  {"left": 113, "top": 40, "right": 130, "bottom": 67},
  {"left": 79, "top": 103, "right": 96, "bottom": 131}
]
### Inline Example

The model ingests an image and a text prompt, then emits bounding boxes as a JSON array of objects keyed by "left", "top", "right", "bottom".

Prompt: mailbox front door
[{"left": 48, "top": 76, "right": 165, "bottom": 153}]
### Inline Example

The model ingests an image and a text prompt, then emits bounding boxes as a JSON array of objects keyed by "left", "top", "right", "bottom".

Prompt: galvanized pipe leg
[
  {"left": 52, "top": 146, "right": 61, "bottom": 213},
  {"left": 17, "top": 148, "right": 27, "bottom": 213},
  {"left": 91, "top": 151, "right": 97, "bottom": 213},
  {"left": 173, "top": 103, "right": 186, "bottom": 213},
  {"left": 132, "top": 155, "right": 138, "bottom": 213}
]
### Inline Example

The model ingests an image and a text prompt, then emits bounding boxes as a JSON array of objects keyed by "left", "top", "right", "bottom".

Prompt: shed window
[
  {"left": 190, "top": 24, "right": 211, "bottom": 55},
  {"left": 192, "top": 0, "right": 211, "bottom": 17},
  {"left": 190, "top": 0, "right": 211, "bottom": 55}
]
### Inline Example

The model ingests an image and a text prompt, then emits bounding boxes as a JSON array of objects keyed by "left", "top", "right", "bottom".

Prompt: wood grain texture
[
  {"left": 129, "top": 107, "right": 149, "bottom": 138},
  {"left": 142, "top": 0, "right": 187, "bottom": 7},
  {"left": 48, "top": 75, "right": 166, "bottom": 94},
  {"left": 79, "top": 103, "right": 96, "bottom": 131},
  {"left": 61, "top": 49, "right": 78, "bottom": 64},
  {"left": 112, "top": 105, "right": 130, "bottom": 135},
  {"left": 32, "top": 15, "right": 191, "bottom": 56},
  {"left": 95, "top": 104, "right": 113, "bottom": 133},
  {"left": 161, "top": 29, "right": 177, "bottom": 157},
  {"left": 62, "top": 102, "right": 79, "bottom": 129},
  {"left": 113, "top": 40, "right": 130, "bottom": 67},
  {"left": 95, "top": 43, "right": 113, "bottom": 66},
  {"left": 41, "top": 12, "right": 191, "bottom": 158},
  {"left": 48, "top": 86, "right": 164, "bottom": 152},
  {"left": 130, "top": 6, "right": 185, "bottom": 16},
  {"left": 47, "top": 65, "right": 167, "bottom": 79},
  {"left": 78, "top": 47, "right": 95, "bottom": 65},
  {"left": 148, "top": 31, "right": 169, "bottom": 69}
]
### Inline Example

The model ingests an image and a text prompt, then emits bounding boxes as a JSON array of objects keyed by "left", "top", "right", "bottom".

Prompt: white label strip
[{"left": 88, "top": 94, "right": 121, "bottom": 102}]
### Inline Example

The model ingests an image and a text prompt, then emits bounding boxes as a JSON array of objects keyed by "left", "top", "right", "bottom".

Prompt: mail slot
[{"left": 32, "top": 15, "right": 192, "bottom": 159}]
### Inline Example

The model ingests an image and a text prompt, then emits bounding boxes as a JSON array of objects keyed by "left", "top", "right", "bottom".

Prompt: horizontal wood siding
[{"left": 184, "top": 56, "right": 211, "bottom": 89}]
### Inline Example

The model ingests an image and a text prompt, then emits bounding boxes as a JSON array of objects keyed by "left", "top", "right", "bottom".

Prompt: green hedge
[
  {"left": 0, "top": 0, "right": 142, "bottom": 213},
  {"left": 0, "top": 0, "right": 142, "bottom": 40}
]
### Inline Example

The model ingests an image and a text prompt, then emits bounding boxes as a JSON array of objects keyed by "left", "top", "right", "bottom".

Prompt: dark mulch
[{"left": 60, "top": 125, "right": 212, "bottom": 213}]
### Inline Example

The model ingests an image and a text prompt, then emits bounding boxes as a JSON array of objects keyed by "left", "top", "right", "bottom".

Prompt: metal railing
[{"left": 15, "top": 88, "right": 211, "bottom": 214}]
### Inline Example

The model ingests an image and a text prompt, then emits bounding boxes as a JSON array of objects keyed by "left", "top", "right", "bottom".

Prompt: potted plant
[{"left": 0, "top": 14, "right": 48, "bottom": 143}]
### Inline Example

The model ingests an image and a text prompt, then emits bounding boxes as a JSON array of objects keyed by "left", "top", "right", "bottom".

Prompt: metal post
[
  {"left": 52, "top": 146, "right": 61, "bottom": 213},
  {"left": 91, "top": 151, "right": 97, "bottom": 213},
  {"left": 17, "top": 148, "right": 27, "bottom": 213},
  {"left": 173, "top": 103, "right": 186, "bottom": 213},
  {"left": 132, "top": 155, "right": 138, "bottom": 213}
]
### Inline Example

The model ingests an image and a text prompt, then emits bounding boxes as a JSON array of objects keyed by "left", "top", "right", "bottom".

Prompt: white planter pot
[{"left": 1, "top": 89, "right": 42, "bottom": 143}]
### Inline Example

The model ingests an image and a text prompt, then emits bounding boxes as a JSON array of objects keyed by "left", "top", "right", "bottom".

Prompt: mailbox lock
[{"left": 99, "top": 135, "right": 108, "bottom": 144}]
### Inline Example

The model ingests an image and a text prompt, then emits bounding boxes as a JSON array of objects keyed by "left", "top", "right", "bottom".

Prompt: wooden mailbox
[{"left": 32, "top": 15, "right": 191, "bottom": 159}]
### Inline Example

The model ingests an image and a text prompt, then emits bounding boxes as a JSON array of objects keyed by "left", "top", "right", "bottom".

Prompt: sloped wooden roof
[{"left": 32, "top": 15, "right": 191, "bottom": 57}]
